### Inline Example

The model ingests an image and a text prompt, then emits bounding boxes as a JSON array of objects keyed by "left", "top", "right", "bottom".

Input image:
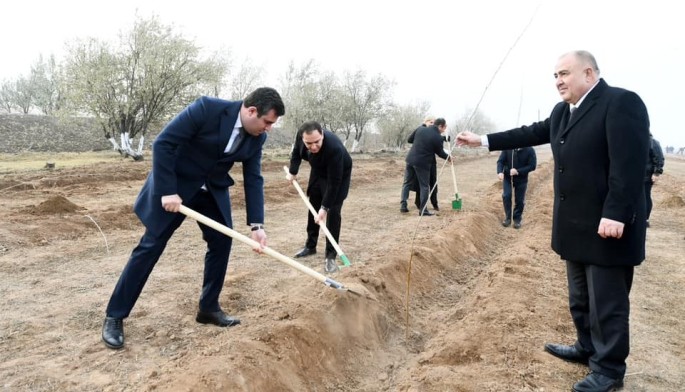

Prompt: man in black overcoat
[{"left": 457, "top": 51, "right": 649, "bottom": 392}]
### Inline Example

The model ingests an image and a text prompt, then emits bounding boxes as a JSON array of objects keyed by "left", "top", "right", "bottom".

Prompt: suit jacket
[
  {"left": 497, "top": 147, "right": 537, "bottom": 182},
  {"left": 134, "top": 96, "right": 266, "bottom": 237},
  {"left": 645, "top": 137, "right": 664, "bottom": 180},
  {"left": 289, "top": 129, "right": 352, "bottom": 208},
  {"left": 405, "top": 125, "right": 449, "bottom": 169},
  {"left": 487, "top": 79, "right": 650, "bottom": 266}
]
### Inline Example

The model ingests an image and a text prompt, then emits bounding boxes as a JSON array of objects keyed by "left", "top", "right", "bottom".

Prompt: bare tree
[
  {"left": 13, "top": 76, "right": 35, "bottom": 114},
  {"left": 279, "top": 60, "right": 326, "bottom": 141},
  {"left": 0, "top": 80, "right": 14, "bottom": 113},
  {"left": 31, "top": 54, "right": 63, "bottom": 115},
  {"left": 454, "top": 108, "right": 496, "bottom": 135},
  {"left": 341, "top": 70, "right": 392, "bottom": 151},
  {"left": 376, "top": 101, "right": 430, "bottom": 149},
  {"left": 61, "top": 15, "right": 226, "bottom": 160},
  {"left": 227, "top": 58, "right": 264, "bottom": 100}
]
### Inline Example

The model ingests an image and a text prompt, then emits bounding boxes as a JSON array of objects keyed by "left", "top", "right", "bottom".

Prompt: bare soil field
[{"left": 1, "top": 148, "right": 683, "bottom": 391}]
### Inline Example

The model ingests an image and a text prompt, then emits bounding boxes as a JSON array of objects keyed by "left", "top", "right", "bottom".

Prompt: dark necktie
[
  {"left": 227, "top": 127, "right": 244, "bottom": 154},
  {"left": 568, "top": 106, "right": 577, "bottom": 123}
]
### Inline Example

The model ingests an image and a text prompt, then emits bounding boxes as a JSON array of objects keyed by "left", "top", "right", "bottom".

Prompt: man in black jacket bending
[
  {"left": 288, "top": 121, "right": 352, "bottom": 273},
  {"left": 400, "top": 117, "right": 451, "bottom": 216}
]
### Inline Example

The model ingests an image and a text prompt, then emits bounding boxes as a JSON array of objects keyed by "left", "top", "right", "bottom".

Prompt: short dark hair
[
  {"left": 434, "top": 118, "right": 447, "bottom": 127},
  {"left": 243, "top": 87, "right": 285, "bottom": 117},
  {"left": 297, "top": 121, "right": 323, "bottom": 137}
]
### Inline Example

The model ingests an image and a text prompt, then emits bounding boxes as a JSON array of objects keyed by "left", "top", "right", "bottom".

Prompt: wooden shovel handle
[{"left": 178, "top": 205, "right": 343, "bottom": 289}]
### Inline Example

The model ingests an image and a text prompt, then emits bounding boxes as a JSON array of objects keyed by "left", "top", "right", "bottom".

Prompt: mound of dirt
[
  {"left": 660, "top": 194, "right": 685, "bottom": 208},
  {"left": 2, "top": 149, "right": 684, "bottom": 391},
  {"left": 27, "top": 195, "right": 85, "bottom": 214}
]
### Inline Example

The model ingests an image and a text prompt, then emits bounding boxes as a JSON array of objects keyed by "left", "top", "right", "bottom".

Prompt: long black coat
[{"left": 488, "top": 79, "right": 650, "bottom": 266}]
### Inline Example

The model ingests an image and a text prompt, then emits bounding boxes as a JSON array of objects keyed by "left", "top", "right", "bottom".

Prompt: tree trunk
[{"left": 108, "top": 137, "right": 120, "bottom": 151}]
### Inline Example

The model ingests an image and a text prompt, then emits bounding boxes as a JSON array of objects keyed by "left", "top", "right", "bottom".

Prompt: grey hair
[{"left": 574, "top": 50, "right": 600, "bottom": 75}]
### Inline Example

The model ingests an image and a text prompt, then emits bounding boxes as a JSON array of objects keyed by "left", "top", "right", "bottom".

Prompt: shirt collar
[{"left": 571, "top": 79, "right": 600, "bottom": 110}]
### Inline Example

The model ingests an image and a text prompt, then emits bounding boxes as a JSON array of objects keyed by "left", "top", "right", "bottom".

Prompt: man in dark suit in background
[
  {"left": 400, "top": 118, "right": 451, "bottom": 216},
  {"left": 457, "top": 51, "right": 649, "bottom": 392},
  {"left": 497, "top": 147, "right": 537, "bottom": 228},
  {"left": 288, "top": 121, "right": 352, "bottom": 274},
  {"left": 644, "top": 134, "right": 664, "bottom": 227},
  {"left": 407, "top": 116, "right": 440, "bottom": 211},
  {"left": 102, "top": 87, "right": 285, "bottom": 349}
]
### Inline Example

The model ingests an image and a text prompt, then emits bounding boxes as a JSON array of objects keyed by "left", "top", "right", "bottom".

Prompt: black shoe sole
[
  {"left": 543, "top": 345, "right": 589, "bottom": 365},
  {"left": 294, "top": 250, "right": 317, "bottom": 258},
  {"left": 572, "top": 380, "right": 623, "bottom": 392},
  {"left": 196, "top": 315, "right": 241, "bottom": 327},
  {"left": 102, "top": 338, "right": 124, "bottom": 349}
]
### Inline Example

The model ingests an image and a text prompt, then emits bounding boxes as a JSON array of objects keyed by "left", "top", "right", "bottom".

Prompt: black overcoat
[{"left": 488, "top": 79, "right": 650, "bottom": 266}]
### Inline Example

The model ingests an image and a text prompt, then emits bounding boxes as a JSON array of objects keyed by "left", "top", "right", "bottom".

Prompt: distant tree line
[{"left": 0, "top": 15, "right": 496, "bottom": 159}]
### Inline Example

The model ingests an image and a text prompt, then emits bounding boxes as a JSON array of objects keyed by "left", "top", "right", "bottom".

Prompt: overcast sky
[{"left": 3, "top": 0, "right": 683, "bottom": 147}]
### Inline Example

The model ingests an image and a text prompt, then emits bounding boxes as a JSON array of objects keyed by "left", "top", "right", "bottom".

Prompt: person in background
[
  {"left": 408, "top": 116, "right": 440, "bottom": 211},
  {"left": 288, "top": 121, "right": 352, "bottom": 274},
  {"left": 102, "top": 87, "right": 285, "bottom": 350},
  {"left": 497, "top": 147, "right": 537, "bottom": 229},
  {"left": 401, "top": 118, "right": 451, "bottom": 216},
  {"left": 457, "top": 50, "right": 649, "bottom": 392},
  {"left": 644, "top": 134, "right": 664, "bottom": 227}
]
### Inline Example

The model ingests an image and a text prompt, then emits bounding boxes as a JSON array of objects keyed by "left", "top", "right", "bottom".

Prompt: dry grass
[{"left": 0, "top": 151, "right": 123, "bottom": 173}]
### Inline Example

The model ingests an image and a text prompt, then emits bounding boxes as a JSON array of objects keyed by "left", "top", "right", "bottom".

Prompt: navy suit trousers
[
  {"left": 304, "top": 178, "right": 344, "bottom": 259},
  {"left": 106, "top": 191, "right": 233, "bottom": 318},
  {"left": 502, "top": 178, "right": 528, "bottom": 221}
]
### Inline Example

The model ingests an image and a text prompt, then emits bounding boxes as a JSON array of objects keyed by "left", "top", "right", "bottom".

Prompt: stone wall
[
  {"left": 0, "top": 114, "right": 112, "bottom": 153},
  {"left": 0, "top": 114, "right": 297, "bottom": 153}
]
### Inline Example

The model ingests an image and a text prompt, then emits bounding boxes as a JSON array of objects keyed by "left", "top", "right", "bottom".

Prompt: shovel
[
  {"left": 283, "top": 167, "right": 351, "bottom": 267},
  {"left": 178, "top": 205, "right": 362, "bottom": 296},
  {"left": 446, "top": 140, "right": 463, "bottom": 210},
  {"left": 449, "top": 161, "right": 463, "bottom": 210}
]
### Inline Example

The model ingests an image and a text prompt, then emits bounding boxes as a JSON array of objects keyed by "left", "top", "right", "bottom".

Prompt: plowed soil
[{"left": 1, "top": 148, "right": 683, "bottom": 391}]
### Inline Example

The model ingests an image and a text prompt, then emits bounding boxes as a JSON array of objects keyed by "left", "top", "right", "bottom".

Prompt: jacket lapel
[
  {"left": 560, "top": 79, "right": 606, "bottom": 138},
  {"left": 218, "top": 104, "right": 241, "bottom": 156}
]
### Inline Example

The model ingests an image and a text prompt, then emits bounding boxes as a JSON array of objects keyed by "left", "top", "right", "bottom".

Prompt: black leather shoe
[
  {"left": 294, "top": 247, "right": 316, "bottom": 258},
  {"left": 513, "top": 221, "right": 522, "bottom": 229},
  {"left": 102, "top": 317, "right": 124, "bottom": 349},
  {"left": 196, "top": 310, "right": 241, "bottom": 327},
  {"left": 544, "top": 343, "right": 589, "bottom": 365},
  {"left": 324, "top": 258, "right": 338, "bottom": 273},
  {"left": 433, "top": 206, "right": 440, "bottom": 211},
  {"left": 502, "top": 218, "right": 512, "bottom": 227},
  {"left": 401, "top": 203, "right": 409, "bottom": 213},
  {"left": 419, "top": 210, "right": 434, "bottom": 216},
  {"left": 572, "top": 372, "right": 623, "bottom": 392}
]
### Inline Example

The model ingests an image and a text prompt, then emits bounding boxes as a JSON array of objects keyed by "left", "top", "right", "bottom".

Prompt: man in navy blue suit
[
  {"left": 102, "top": 87, "right": 285, "bottom": 349},
  {"left": 497, "top": 147, "right": 537, "bottom": 229}
]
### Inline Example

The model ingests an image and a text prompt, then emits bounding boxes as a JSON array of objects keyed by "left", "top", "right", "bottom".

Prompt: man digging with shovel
[
  {"left": 288, "top": 121, "right": 352, "bottom": 274},
  {"left": 101, "top": 88, "right": 285, "bottom": 350}
]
